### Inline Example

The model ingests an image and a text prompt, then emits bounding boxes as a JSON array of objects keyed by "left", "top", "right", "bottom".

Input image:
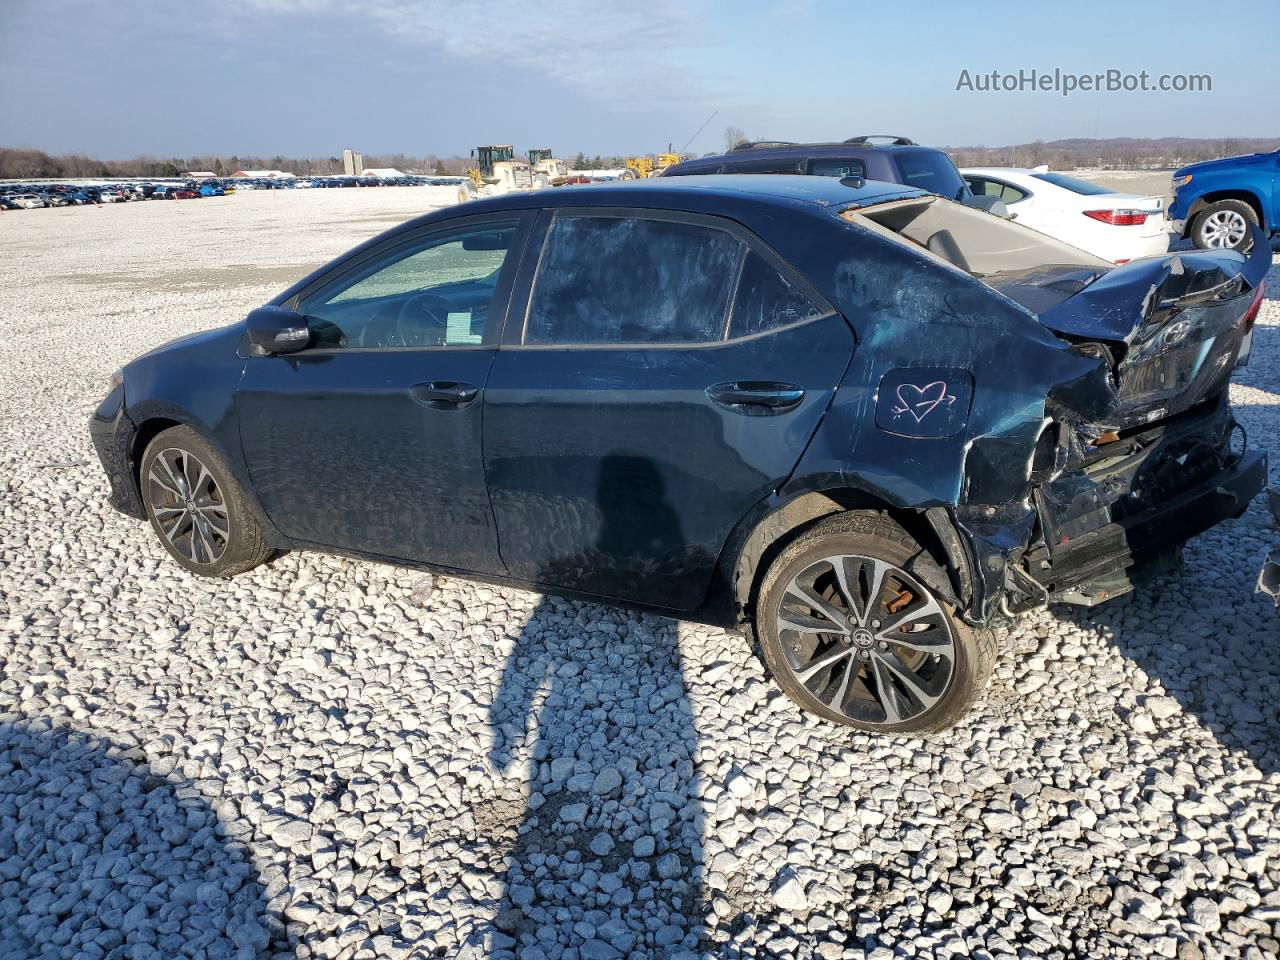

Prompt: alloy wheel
[
  {"left": 775, "top": 554, "right": 956, "bottom": 726},
  {"left": 145, "top": 448, "right": 229, "bottom": 565},
  {"left": 1201, "top": 210, "right": 1248, "bottom": 249}
]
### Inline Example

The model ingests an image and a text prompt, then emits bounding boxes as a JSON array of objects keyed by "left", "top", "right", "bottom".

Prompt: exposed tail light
[
  {"left": 1084, "top": 209, "right": 1149, "bottom": 226},
  {"left": 1242, "top": 282, "right": 1266, "bottom": 332},
  {"left": 1235, "top": 282, "right": 1266, "bottom": 370}
]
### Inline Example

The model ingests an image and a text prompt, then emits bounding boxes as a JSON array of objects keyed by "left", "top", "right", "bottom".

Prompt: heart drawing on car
[{"left": 892, "top": 381, "right": 952, "bottom": 423}]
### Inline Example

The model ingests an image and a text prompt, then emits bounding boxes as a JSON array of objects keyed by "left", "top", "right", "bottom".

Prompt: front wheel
[
  {"left": 755, "top": 512, "right": 997, "bottom": 733},
  {"left": 139, "top": 425, "right": 271, "bottom": 577},
  {"left": 1191, "top": 199, "right": 1257, "bottom": 252}
]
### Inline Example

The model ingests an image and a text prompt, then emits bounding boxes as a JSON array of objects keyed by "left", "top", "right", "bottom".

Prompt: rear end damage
[
  {"left": 1259, "top": 488, "right": 1280, "bottom": 609},
  {"left": 799, "top": 204, "right": 1271, "bottom": 628},
  {"left": 958, "top": 232, "right": 1271, "bottom": 621}
]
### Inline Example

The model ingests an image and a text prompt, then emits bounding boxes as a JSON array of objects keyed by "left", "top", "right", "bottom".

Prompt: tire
[
  {"left": 1191, "top": 199, "right": 1257, "bottom": 252},
  {"left": 139, "top": 425, "right": 271, "bottom": 577},
  {"left": 754, "top": 512, "right": 996, "bottom": 734}
]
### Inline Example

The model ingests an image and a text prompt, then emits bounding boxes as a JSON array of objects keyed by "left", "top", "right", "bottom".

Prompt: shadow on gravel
[
  {"left": 484, "top": 457, "right": 708, "bottom": 959},
  {"left": 1058, "top": 542, "right": 1279, "bottom": 776},
  {"left": 0, "top": 719, "right": 272, "bottom": 960}
]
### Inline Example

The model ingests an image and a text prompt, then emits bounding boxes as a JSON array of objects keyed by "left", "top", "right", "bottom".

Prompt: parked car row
[
  {"left": 298, "top": 175, "right": 465, "bottom": 189},
  {"left": 0, "top": 179, "right": 224, "bottom": 210},
  {"left": 1, "top": 174, "right": 465, "bottom": 210}
]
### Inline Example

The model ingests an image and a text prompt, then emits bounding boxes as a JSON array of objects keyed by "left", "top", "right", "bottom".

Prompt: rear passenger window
[
  {"left": 525, "top": 216, "right": 743, "bottom": 345},
  {"left": 808, "top": 158, "right": 867, "bottom": 178},
  {"left": 729, "top": 251, "right": 825, "bottom": 338},
  {"left": 725, "top": 158, "right": 804, "bottom": 174}
]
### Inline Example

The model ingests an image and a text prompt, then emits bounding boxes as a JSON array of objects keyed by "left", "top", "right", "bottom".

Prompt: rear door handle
[
  {"left": 707, "top": 381, "right": 805, "bottom": 414},
  {"left": 410, "top": 381, "right": 479, "bottom": 409}
]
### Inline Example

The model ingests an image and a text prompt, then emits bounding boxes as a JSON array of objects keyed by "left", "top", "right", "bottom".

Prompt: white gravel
[{"left": 1, "top": 190, "right": 1278, "bottom": 960}]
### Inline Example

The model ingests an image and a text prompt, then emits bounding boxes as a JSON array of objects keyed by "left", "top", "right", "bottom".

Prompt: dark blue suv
[
  {"left": 662, "top": 136, "right": 974, "bottom": 203},
  {"left": 90, "top": 175, "right": 1269, "bottom": 732}
]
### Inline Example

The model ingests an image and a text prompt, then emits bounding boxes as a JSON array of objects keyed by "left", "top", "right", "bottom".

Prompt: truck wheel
[
  {"left": 139, "top": 425, "right": 272, "bottom": 577},
  {"left": 1191, "top": 199, "right": 1257, "bottom": 251},
  {"left": 754, "top": 512, "right": 997, "bottom": 733}
]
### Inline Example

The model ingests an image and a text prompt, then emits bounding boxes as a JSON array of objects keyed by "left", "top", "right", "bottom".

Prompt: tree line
[
  {"left": 0, "top": 147, "right": 635, "bottom": 180},
  {"left": 947, "top": 137, "right": 1280, "bottom": 170},
  {"left": 5, "top": 137, "right": 1277, "bottom": 181}
]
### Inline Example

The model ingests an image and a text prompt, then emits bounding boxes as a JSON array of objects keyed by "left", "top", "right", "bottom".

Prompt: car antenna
[{"left": 680, "top": 109, "right": 719, "bottom": 154}]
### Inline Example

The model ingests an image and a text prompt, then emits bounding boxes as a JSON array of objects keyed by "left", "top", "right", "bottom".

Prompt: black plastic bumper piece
[
  {"left": 1259, "top": 486, "right": 1280, "bottom": 609},
  {"left": 88, "top": 385, "right": 146, "bottom": 520},
  {"left": 1027, "top": 449, "right": 1268, "bottom": 600}
]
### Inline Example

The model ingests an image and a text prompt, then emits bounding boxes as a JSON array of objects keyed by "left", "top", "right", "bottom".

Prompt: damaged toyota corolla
[{"left": 90, "top": 175, "right": 1270, "bottom": 733}]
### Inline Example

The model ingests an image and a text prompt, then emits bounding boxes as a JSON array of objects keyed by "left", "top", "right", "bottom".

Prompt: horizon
[
  {"left": 4, "top": 135, "right": 1280, "bottom": 168},
  {"left": 4, "top": 0, "right": 1277, "bottom": 160}
]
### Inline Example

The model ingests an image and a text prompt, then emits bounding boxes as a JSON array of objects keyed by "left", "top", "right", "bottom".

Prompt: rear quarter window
[{"left": 729, "top": 251, "right": 825, "bottom": 337}]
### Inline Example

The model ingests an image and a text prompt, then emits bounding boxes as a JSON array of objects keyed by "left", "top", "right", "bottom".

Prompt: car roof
[
  {"left": 669, "top": 142, "right": 946, "bottom": 169},
  {"left": 446, "top": 174, "right": 926, "bottom": 219}
]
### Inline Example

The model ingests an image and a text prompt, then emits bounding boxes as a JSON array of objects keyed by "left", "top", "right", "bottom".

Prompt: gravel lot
[{"left": 1, "top": 188, "right": 1278, "bottom": 960}]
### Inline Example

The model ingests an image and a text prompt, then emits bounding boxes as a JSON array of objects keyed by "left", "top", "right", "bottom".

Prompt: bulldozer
[
  {"left": 620, "top": 151, "right": 685, "bottom": 180},
  {"left": 528, "top": 148, "right": 569, "bottom": 184},
  {"left": 458, "top": 145, "right": 537, "bottom": 202},
  {"left": 621, "top": 155, "right": 653, "bottom": 180},
  {"left": 653, "top": 152, "right": 682, "bottom": 175}
]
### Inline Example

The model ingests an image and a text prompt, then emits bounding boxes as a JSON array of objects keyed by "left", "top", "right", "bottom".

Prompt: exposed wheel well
[
  {"left": 130, "top": 418, "right": 181, "bottom": 486},
  {"left": 732, "top": 490, "right": 970, "bottom": 626},
  {"left": 1185, "top": 191, "right": 1264, "bottom": 235}
]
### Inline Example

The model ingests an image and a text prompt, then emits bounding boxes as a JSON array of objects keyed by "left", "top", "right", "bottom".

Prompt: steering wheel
[{"left": 393, "top": 293, "right": 452, "bottom": 347}]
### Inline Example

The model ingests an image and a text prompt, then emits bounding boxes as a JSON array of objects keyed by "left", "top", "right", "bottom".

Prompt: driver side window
[{"left": 299, "top": 220, "right": 519, "bottom": 349}]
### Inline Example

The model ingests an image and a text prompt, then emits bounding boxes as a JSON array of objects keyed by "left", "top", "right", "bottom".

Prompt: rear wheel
[
  {"left": 139, "top": 425, "right": 271, "bottom": 577},
  {"left": 1191, "top": 199, "right": 1257, "bottom": 251},
  {"left": 755, "top": 512, "right": 996, "bottom": 733}
]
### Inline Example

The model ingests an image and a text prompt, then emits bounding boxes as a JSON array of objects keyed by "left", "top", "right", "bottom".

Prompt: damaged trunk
[
  {"left": 983, "top": 237, "right": 1271, "bottom": 613},
  {"left": 844, "top": 198, "right": 1270, "bottom": 619}
]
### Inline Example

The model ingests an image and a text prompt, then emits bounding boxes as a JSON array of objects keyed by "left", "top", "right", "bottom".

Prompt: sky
[{"left": 3, "top": 0, "right": 1277, "bottom": 159}]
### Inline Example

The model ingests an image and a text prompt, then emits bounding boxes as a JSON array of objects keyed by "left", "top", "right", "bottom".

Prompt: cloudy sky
[{"left": 4, "top": 0, "right": 1277, "bottom": 158}]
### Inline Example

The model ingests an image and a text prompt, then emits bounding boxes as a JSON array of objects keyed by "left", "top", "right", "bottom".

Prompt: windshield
[
  {"left": 893, "top": 151, "right": 968, "bottom": 200},
  {"left": 1030, "top": 172, "right": 1113, "bottom": 195}
]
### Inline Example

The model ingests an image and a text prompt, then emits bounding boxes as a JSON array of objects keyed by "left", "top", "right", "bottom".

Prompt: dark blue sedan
[{"left": 91, "top": 175, "right": 1270, "bottom": 731}]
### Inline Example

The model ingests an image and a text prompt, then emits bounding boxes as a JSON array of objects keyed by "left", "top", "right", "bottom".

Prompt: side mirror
[{"left": 246, "top": 305, "right": 311, "bottom": 354}]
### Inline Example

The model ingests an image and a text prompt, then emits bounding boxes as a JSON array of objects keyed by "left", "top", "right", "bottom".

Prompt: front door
[
  {"left": 237, "top": 213, "right": 530, "bottom": 573},
  {"left": 483, "top": 210, "right": 854, "bottom": 609}
]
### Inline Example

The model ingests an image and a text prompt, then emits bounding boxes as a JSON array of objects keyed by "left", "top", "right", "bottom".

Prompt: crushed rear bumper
[
  {"left": 1258, "top": 487, "right": 1280, "bottom": 609},
  {"left": 1020, "top": 448, "right": 1267, "bottom": 607}
]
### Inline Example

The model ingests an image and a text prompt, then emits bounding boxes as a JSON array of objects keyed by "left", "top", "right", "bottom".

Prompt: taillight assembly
[
  {"left": 1084, "top": 209, "right": 1149, "bottom": 226},
  {"left": 1242, "top": 282, "right": 1265, "bottom": 331},
  {"left": 1236, "top": 282, "right": 1266, "bottom": 370}
]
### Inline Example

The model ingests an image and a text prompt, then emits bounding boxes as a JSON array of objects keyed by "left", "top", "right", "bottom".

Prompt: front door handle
[
  {"left": 409, "top": 381, "right": 479, "bottom": 409},
  {"left": 707, "top": 381, "right": 805, "bottom": 414}
]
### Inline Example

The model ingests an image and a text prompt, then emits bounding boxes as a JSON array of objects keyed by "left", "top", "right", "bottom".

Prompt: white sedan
[{"left": 962, "top": 166, "right": 1169, "bottom": 264}]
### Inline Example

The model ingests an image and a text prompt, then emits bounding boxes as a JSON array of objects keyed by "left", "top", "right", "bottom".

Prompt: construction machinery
[
  {"left": 458, "top": 145, "right": 537, "bottom": 203},
  {"left": 620, "top": 151, "right": 686, "bottom": 180},
  {"left": 528, "top": 148, "right": 570, "bottom": 184}
]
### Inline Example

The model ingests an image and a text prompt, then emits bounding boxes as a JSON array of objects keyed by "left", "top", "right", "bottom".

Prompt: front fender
[{"left": 118, "top": 325, "right": 287, "bottom": 547}]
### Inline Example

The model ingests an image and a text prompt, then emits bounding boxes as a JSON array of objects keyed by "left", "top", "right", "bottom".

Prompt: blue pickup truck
[{"left": 1169, "top": 148, "right": 1279, "bottom": 251}]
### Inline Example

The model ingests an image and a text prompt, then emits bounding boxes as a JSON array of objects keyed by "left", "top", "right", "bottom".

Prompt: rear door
[{"left": 482, "top": 209, "right": 854, "bottom": 609}]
